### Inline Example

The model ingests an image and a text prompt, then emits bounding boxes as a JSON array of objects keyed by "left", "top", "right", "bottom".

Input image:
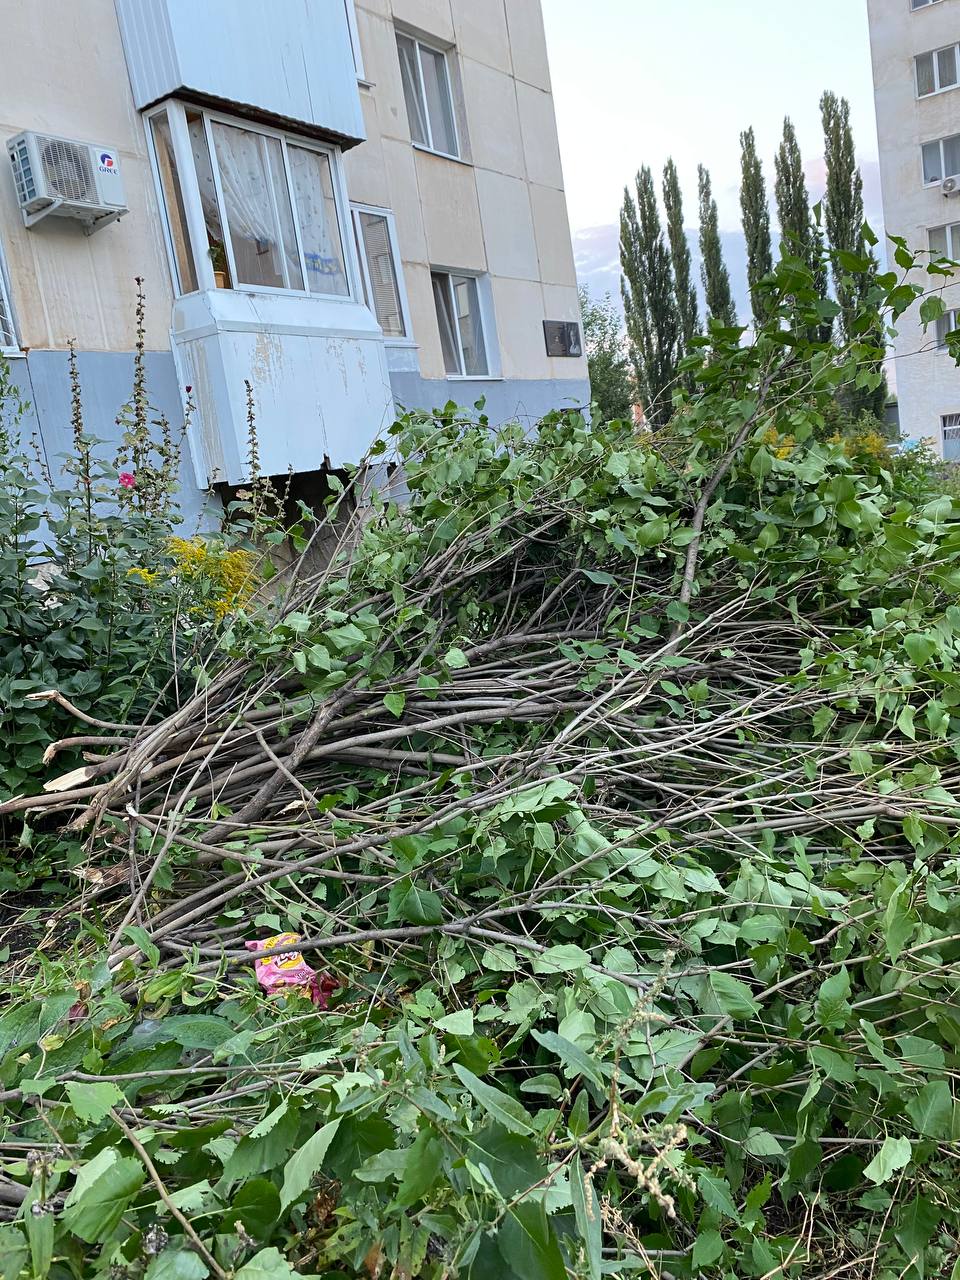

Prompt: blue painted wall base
[{"left": 3, "top": 349, "right": 592, "bottom": 522}]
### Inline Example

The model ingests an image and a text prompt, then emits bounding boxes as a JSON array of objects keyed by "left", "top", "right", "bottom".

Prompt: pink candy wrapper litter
[{"left": 245, "top": 932, "right": 339, "bottom": 1008}]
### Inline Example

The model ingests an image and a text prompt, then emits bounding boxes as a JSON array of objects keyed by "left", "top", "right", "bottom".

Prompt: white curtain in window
[
  {"left": 944, "top": 135, "right": 960, "bottom": 178},
  {"left": 397, "top": 35, "right": 428, "bottom": 145},
  {"left": 288, "top": 146, "right": 348, "bottom": 296},
  {"left": 917, "top": 52, "right": 936, "bottom": 96},
  {"left": 212, "top": 123, "right": 302, "bottom": 290},
  {"left": 452, "top": 276, "right": 486, "bottom": 376}
]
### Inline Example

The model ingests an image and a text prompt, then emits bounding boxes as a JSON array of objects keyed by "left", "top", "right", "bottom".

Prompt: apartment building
[
  {"left": 868, "top": 0, "right": 960, "bottom": 456},
  {"left": 0, "top": 0, "right": 588, "bottom": 521}
]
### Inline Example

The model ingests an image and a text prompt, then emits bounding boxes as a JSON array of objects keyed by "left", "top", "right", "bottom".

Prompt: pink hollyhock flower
[{"left": 119, "top": 471, "right": 136, "bottom": 489}]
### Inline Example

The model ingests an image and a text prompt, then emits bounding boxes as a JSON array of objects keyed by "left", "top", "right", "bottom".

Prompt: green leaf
[
  {"left": 279, "top": 1118, "right": 341, "bottom": 1211},
  {"left": 809, "top": 1045, "right": 857, "bottom": 1084},
  {"left": 743, "top": 1128, "right": 785, "bottom": 1158},
  {"left": 444, "top": 646, "right": 469, "bottom": 669},
  {"left": 64, "top": 1080, "right": 125, "bottom": 1124},
  {"left": 145, "top": 1251, "right": 209, "bottom": 1280},
  {"left": 453, "top": 1065, "right": 535, "bottom": 1135},
  {"left": 531, "top": 944, "right": 591, "bottom": 974},
  {"left": 497, "top": 1202, "right": 566, "bottom": 1280},
  {"left": 863, "top": 1135, "right": 912, "bottom": 1185},
  {"left": 388, "top": 877, "right": 443, "bottom": 925},
  {"left": 815, "top": 968, "right": 851, "bottom": 1030},
  {"left": 394, "top": 1132, "right": 444, "bottom": 1208},
  {"left": 698, "top": 1170, "right": 740, "bottom": 1221},
  {"left": 905, "top": 1081, "right": 953, "bottom": 1138},
  {"left": 435, "top": 1009, "right": 474, "bottom": 1036},
  {"left": 383, "top": 692, "right": 405, "bottom": 719},
  {"left": 222, "top": 1177, "right": 282, "bottom": 1238},
  {"left": 710, "top": 971, "right": 761, "bottom": 1020},
  {"left": 919, "top": 295, "right": 946, "bottom": 325},
  {"left": 61, "top": 1155, "right": 145, "bottom": 1242},
  {"left": 122, "top": 924, "right": 160, "bottom": 968},
  {"left": 234, "top": 1249, "right": 298, "bottom": 1280},
  {"left": 570, "top": 1160, "right": 601, "bottom": 1280},
  {"left": 531, "top": 1029, "right": 605, "bottom": 1089},
  {"left": 692, "top": 1229, "right": 724, "bottom": 1268},
  {"left": 25, "top": 1195, "right": 53, "bottom": 1280}
]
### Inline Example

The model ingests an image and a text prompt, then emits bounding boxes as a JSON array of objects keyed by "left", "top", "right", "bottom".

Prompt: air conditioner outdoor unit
[
  {"left": 6, "top": 131, "right": 127, "bottom": 232},
  {"left": 942, "top": 176, "right": 960, "bottom": 198}
]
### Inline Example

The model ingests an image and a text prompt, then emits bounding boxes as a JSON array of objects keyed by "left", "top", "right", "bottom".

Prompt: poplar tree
[
  {"left": 620, "top": 167, "right": 679, "bottom": 427},
  {"left": 739, "top": 127, "right": 773, "bottom": 325},
  {"left": 662, "top": 158, "right": 699, "bottom": 355},
  {"left": 698, "top": 165, "right": 737, "bottom": 328},
  {"left": 820, "top": 91, "right": 887, "bottom": 415},
  {"left": 774, "top": 116, "right": 830, "bottom": 339},
  {"left": 820, "top": 91, "right": 866, "bottom": 338}
]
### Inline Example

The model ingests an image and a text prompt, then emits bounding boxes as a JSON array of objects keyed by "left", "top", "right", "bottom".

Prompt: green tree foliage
[
  {"left": 698, "top": 164, "right": 737, "bottom": 327},
  {"left": 820, "top": 90, "right": 888, "bottom": 415},
  {"left": 738, "top": 127, "right": 773, "bottom": 325},
  {"left": 662, "top": 157, "right": 700, "bottom": 355},
  {"left": 578, "top": 286, "right": 633, "bottom": 422},
  {"left": 4, "top": 242, "right": 960, "bottom": 1279},
  {"left": 774, "top": 115, "right": 831, "bottom": 340},
  {"left": 620, "top": 166, "right": 679, "bottom": 426}
]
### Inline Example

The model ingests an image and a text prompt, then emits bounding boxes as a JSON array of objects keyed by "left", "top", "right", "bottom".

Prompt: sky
[{"left": 541, "top": 0, "right": 883, "bottom": 310}]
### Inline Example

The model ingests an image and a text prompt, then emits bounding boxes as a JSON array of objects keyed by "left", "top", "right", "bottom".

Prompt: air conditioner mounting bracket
[{"left": 21, "top": 198, "right": 64, "bottom": 229}]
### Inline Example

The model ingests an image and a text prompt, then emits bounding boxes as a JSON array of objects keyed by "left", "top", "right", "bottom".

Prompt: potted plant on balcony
[{"left": 209, "top": 241, "right": 228, "bottom": 289}]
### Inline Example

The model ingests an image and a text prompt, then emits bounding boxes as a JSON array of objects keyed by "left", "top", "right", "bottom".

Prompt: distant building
[
  {"left": 868, "top": 0, "right": 960, "bottom": 457},
  {"left": 0, "top": 0, "right": 588, "bottom": 520}
]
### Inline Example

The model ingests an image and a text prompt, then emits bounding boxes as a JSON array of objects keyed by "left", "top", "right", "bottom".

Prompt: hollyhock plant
[{"left": 119, "top": 471, "right": 136, "bottom": 489}]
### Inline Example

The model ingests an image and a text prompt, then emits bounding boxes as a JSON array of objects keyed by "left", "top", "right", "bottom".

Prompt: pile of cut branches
[{"left": 2, "top": 245, "right": 960, "bottom": 1280}]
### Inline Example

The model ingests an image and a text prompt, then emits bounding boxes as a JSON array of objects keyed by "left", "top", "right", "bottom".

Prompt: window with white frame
[
  {"left": 916, "top": 44, "right": 959, "bottom": 95},
  {"left": 942, "top": 412, "right": 960, "bottom": 440},
  {"left": 922, "top": 133, "right": 960, "bottom": 183},
  {"left": 935, "top": 308, "right": 960, "bottom": 347},
  {"left": 431, "top": 271, "right": 488, "bottom": 376},
  {"left": 396, "top": 32, "right": 459, "bottom": 157},
  {"left": 0, "top": 241, "right": 16, "bottom": 354},
  {"left": 146, "top": 102, "right": 353, "bottom": 299},
  {"left": 913, "top": 0, "right": 944, "bottom": 9},
  {"left": 351, "top": 206, "right": 408, "bottom": 339},
  {"left": 928, "top": 222, "right": 960, "bottom": 259}
]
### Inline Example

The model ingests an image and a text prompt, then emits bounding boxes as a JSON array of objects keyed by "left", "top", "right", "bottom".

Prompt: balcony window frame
[
  {"left": 144, "top": 99, "right": 361, "bottom": 303},
  {"left": 912, "top": 0, "right": 945, "bottom": 9},
  {"left": 0, "top": 238, "right": 19, "bottom": 357},
  {"left": 916, "top": 43, "right": 960, "bottom": 97},
  {"left": 395, "top": 30, "right": 461, "bottom": 160},
  {"left": 349, "top": 203, "right": 412, "bottom": 344}
]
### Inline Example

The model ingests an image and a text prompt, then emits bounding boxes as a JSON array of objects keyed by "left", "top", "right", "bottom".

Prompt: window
[
  {"left": 150, "top": 111, "right": 198, "bottom": 293},
  {"left": 344, "top": 0, "right": 365, "bottom": 79},
  {"left": 0, "top": 239, "right": 16, "bottom": 353},
  {"left": 396, "top": 32, "right": 459, "bottom": 157},
  {"left": 431, "top": 271, "right": 488, "bottom": 376},
  {"left": 146, "top": 103, "right": 352, "bottom": 299},
  {"left": 923, "top": 133, "right": 960, "bottom": 183},
  {"left": 936, "top": 308, "right": 960, "bottom": 347},
  {"left": 942, "top": 413, "right": 960, "bottom": 440},
  {"left": 351, "top": 206, "right": 408, "bottom": 338},
  {"left": 916, "top": 44, "right": 959, "bottom": 95},
  {"left": 913, "top": 0, "right": 944, "bottom": 8},
  {"left": 928, "top": 223, "right": 960, "bottom": 258}
]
